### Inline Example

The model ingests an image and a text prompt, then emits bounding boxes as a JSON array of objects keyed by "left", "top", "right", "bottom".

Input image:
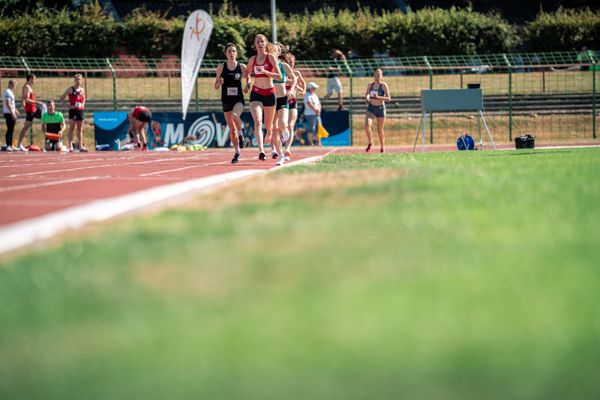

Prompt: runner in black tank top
[
  {"left": 221, "top": 62, "right": 244, "bottom": 112},
  {"left": 214, "top": 43, "right": 248, "bottom": 164}
]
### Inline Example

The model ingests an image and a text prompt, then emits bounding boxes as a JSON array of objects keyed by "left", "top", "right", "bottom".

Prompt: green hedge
[
  {"left": 524, "top": 8, "right": 600, "bottom": 52},
  {"left": 0, "top": 4, "right": 598, "bottom": 59},
  {"left": 0, "top": 5, "right": 115, "bottom": 58}
]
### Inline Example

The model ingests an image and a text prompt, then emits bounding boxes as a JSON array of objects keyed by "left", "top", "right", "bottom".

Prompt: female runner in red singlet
[{"left": 242, "top": 34, "right": 282, "bottom": 161}]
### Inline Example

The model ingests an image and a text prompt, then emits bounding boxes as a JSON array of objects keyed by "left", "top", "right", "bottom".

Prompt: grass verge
[{"left": 1, "top": 148, "right": 599, "bottom": 399}]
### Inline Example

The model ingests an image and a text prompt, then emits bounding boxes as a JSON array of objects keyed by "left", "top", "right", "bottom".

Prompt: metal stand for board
[{"left": 412, "top": 88, "right": 496, "bottom": 152}]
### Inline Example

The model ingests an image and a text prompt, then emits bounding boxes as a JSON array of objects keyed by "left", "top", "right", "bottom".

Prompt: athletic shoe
[
  {"left": 276, "top": 155, "right": 285, "bottom": 166},
  {"left": 231, "top": 152, "right": 240, "bottom": 164},
  {"left": 238, "top": 136, "right": 245, "bottom": 149},
  {"left": 380, "top": 148, "right": 385, "bottom": 153},
  {"left": 259, "top": 152, "right": 266, "bottom": 161},
  {"left": 271, "top": 151, "right": 278, "bottom": 159},
  {"left": 6, "top": 146, "right": 14, "bottom": 152},
  {"left": 365, "top": 143, "right": 372, "bottom": 153},
  {"left": 284, "top": 150, "right": 291, "bottom": 161},
  {"left": 17, "top": 144, "right": 28, "bottom": 152},
  {"left": 80, "top": 146, "right": 89, "bottom": 153}
]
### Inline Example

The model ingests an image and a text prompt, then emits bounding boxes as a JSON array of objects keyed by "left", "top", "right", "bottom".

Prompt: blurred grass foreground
[{"left": 1, "top": 148, "right": 600, "bottom": 399}]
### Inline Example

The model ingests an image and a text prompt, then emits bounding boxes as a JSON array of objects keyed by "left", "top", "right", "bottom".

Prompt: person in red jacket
[{"left": 60, "top": 73, "right": 87, "bottom": 152}]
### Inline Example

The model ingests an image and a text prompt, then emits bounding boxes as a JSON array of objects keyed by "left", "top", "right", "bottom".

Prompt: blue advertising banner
[{"left": 94, "top": 110, "right": 350, "bottom": 150}]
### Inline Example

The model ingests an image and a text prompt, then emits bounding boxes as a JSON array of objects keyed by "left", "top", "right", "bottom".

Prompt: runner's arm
[{"left": 214, "top": 64, "right": 224, "bottom": 90}]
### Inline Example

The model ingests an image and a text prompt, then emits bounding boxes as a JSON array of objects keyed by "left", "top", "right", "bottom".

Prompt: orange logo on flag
[{"left": 191, "top": 14, "right": 205, "bottom": 41}]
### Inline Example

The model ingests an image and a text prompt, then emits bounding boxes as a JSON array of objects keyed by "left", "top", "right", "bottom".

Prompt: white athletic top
[
  {"left": 3, "top": 88, "right": 15, "bottom": 114},
  {"left": 303, "top": 92, "right": 320, "bottom": 116}
]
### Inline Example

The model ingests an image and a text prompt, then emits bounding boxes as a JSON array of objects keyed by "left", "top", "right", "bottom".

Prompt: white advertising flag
[{"left": 181, "top": 10, "right": 213, "bottom": 120}]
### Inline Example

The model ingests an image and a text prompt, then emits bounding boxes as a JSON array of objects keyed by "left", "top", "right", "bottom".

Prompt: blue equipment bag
[{"left": 457, "top": 133, "right": 475, "bottom": 150}]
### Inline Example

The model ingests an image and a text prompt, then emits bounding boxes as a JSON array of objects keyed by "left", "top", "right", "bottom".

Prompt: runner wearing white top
[{"left": 3, "top": 80, "right": 19, "bottom": 151}]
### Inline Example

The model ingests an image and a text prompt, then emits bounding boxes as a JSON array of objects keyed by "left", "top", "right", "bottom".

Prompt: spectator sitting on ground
[{"left": 41, "top": 100, "right": 66, "bottom": 151}]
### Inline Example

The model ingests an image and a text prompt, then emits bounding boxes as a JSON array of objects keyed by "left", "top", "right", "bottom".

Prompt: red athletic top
[
  {"left": 25, "top": 89, "right": 36, "bottom": 113},
  {"left": 250, "top": 54, "right": 274, "bottom": 78},
  {"left": 68, "top": 86, "right": 85, "bottom": 110},
  {"left": 132, "top": 106, "right": 149, "bottom": 119},
  {"left": 286, "top": 84, "right": 297, "bottom": 105}
]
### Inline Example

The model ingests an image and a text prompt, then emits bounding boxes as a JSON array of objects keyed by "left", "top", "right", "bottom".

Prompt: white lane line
[
  {"left": 0, "top": 169, "right": 262, "bottom": 254},
  {"left": 6, "top": 154, "right": 211, "bottom": 178},
  {"left": 277, "top": 148, "right": 338, "bottom": 169},
  {"left": 139, "top": 160, "right": 232, "bottom": 177},
  {"left": 0, "top": 156, "right": 130, "bottom": 168},
  {"left": 0, "top": 151, "right": 333, "bottom": 255},
  {"left": 0, "top": 176, "right": 102, "bottom": 193}
]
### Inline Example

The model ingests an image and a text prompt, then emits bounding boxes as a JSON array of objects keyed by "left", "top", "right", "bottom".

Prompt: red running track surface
[{"left": 0, "top": 148, "right": 334, "bottom": 227}]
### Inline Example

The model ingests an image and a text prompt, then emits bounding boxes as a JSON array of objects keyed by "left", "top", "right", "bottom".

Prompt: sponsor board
[{"left": 94, "top": 111, "right": 350, "bottom": 150}]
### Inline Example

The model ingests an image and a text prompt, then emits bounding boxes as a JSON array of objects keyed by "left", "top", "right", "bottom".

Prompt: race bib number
[
  {"left": 74, "top": 102, "right": 83, "bottom": 109},
  {"left": 254, "top": 66, "right": 264, "bottom": 75},
  {"left": 370, "top": 91, "right": 378, "bottom": 98},
  {"left": 227, "top": 87, "right": 238, "bottom": 96}
]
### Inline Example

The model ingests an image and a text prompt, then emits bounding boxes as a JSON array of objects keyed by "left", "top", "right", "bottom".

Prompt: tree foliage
[{"left": 0, "top": 4, "right": 597, "bottom": 59}]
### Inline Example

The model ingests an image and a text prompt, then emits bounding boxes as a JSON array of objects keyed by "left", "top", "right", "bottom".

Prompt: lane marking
[
  {"left": 139, "top": 160, "right": 232, "bottom": 177},
  {"left": 0, "top": 176, "right": 102, "bottom": 193},
  {"left": 6, "top": 154, "right": 213, "bottom": 178},
  {"left": 0, "top": 151, "right": 332, "bottom": 255},
  {"left": 0, "top": 169, "right": 262, "bottom": 254}
]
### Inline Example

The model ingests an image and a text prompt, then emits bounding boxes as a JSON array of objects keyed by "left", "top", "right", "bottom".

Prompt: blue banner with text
[{"left": 94, "top": 111, "right": 350, "bottom": 150}]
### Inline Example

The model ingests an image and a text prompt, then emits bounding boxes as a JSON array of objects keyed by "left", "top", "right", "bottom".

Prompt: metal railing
[{"left": 0, "top": 50, "right": 596, "bottom": 145}]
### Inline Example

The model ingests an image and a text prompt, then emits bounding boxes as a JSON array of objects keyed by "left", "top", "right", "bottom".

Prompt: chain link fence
[{"left": 1, "top": 50, "right": 597, "bottom": 147}]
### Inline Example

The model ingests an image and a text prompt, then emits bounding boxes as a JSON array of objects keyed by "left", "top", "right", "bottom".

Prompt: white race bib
[
  {"left": 227, "top": 87, "right": 238, "bottom": 96},
  {"left": 254, "top": 66, "right": 263, "bottom": 75},
  {"left": 74, "top": 102, "right": 83, "bottom": 109},
  {"left": 370, "top": 90, "right": 378, "bottom": 98}
]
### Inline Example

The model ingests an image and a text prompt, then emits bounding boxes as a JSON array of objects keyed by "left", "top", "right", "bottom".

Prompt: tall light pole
[{"left": 271, "top": 0, "right": 277, "bottom": 42}]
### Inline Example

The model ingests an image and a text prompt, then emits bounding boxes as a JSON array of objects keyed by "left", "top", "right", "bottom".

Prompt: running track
[
  {"left": 0, "top": 148, "right": 336, "bottom": 253},
  {"left": 1, "top": 143, "right": 597, "bottom": 254}
]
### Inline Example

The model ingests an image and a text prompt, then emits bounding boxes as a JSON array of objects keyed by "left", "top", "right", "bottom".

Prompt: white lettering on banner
[
  {"left": 160, "top": 117, "right": 234, "bottom": 148},
  {"left": 165, "top": 123, "right": 184, "bottom": 147},
  {"left": 216, "top": 123, "right": 229, "bottom": 147}
]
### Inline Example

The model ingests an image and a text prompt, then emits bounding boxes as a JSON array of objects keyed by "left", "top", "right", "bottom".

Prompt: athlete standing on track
[
  {"left": 214, "top": 43, "right": 247, "bottom": 165},
  {"left": 365, "top": 68, "right": 391, "bottom": 153},
  {"left": 16, "top": 74, "right": 44, "bottom": 152},
  {"left": 243, "top": 34, "right": 282, "bottom": 161},
  {"left": 271, "top": 43, "right": 296, "bottom": 166},
  {"left": 60, "top": 73, "right": 87, "bottom": 152},
  {"left": 283, "top": 54, "right": 306, "bottom": 161}
]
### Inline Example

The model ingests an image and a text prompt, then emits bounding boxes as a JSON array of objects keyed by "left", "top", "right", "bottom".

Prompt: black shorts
[
  {"left": 222, "top": 98, "right": 244, "bottom": 113},
  {"left": 69, "top": 109, "right": 85, "bottom": 121},
  {"left": 289, "top": 101, "right": 297, "bottom": 110},
  {"left": 25, "top": 111, "right": 38, "bottom": 121},
  {"left": 249, "top": 91, "right": 276, "bottom": 107},
  {"left": 276, "top": 96, "right": 289, "bottom": 110},
  {"left": 136, "top": 110, "right": 152, "bottom": 123}
]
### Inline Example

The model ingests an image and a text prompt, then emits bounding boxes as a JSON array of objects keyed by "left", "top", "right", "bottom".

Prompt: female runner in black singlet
[{"left": 214, "top": 43, "right": 248, "bottom": 164}]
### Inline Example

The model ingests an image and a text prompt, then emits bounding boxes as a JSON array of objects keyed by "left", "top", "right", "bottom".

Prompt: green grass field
[{"left": 1, "top": 148, "right": 600, "bottom": 399}]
